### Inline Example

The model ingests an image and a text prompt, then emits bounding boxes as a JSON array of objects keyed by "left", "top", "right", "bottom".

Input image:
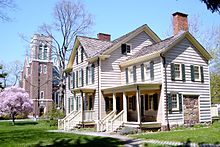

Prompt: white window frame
[
  {"left": 78, "top": 69, "right": 82, "bottom": 87},
  {"left": 194, "top": 65, "right": 201, "bottom": 81},
  {"left": 43, "top": 65, "right": 47, "bottom": 74},
  {"left": 145, "top": 62, "right": 150, "bottom": 81},
  {"left": 171, "top": 93, "right": 179, "bottom": 111},
  {"left": 40, "top": 91, "right": 44, "bottom": 99},
  {"left": 78, "top": 48, "right": 81, "bottom": 63},
  {"left": 174, "top": 63, "right": 182, "bottom": 80},
  {"left": 39, "top": 45, "right": 43, "bottom": 60},
  {"left": 88, "top": 66, "right": 92, "bottom": 85},
  {"left": 128, "top": 67, "right": 134, "bottom": 83},
  {"left": 126, "top": 44, "right": 132, "bottom": 55}
]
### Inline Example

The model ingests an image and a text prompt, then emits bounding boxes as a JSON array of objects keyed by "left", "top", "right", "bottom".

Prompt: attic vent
[{"left": 121, "top": 44, "right": 131, "bottom": 55}]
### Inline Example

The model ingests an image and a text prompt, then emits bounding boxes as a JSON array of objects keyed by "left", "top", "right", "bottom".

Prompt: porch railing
[
  {"left": 83, "top": 110, "right": 95, "bottom": 122},
  {"left": 58, "top": 110, "right": 78, "bottom": 130},
  {"left": 99, "top": 110, "right": 117, "bottom": 132},
  {"left": 108, "top": 110, "right": 124, "bottom": 132},
  {"left": 66, "top": 110, "right": 81, "bottom": 130}
]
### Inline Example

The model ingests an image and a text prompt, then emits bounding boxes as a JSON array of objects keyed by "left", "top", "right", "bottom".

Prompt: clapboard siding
[
  {"left": 163, "top": 38, "right": 211, "bottom": 125},
  {"left": 101, "top": 31, "right": 155, "bottom": 89}
]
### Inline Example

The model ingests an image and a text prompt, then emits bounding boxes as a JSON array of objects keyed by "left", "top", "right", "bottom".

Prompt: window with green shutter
[
  {"left": 72, "top": 72, "right": 75, "bottom": 89},
  {"left": 86, "top": 67, "right": 88, "bottom": 85},
  {"left": 125, "top": 68, "right": 128, "bottom": 84},
  {"left": 76, "top": 71, "right": 78, "bottom": 87},
  {"left": 182, "top": 64, "right": 185, "bottom": 81},
  {"left": 191, "top": 65, "right": 195, "bottom": 81},
  {"left": 141, "top": 64, "right": 145, "bottom": 82},
  {"left": 167, "top": 93, "right": 172, "bottom": 114},
  {"left": 91, "top": 64, "right": 95, "bottom": 84},
  {"left": 133, "top": 66, "right": 136, "bottom": 83},
  {"left": 81, "top": 69, "right": 84, "bottom": 87},
  {"left": 150, "top": 61, "right": 154, "bottom": 81},
  {"left": 171, "top": 63, "right": 175, "bottom": 81},
  {"left": 200, "top": 66, "right": 204, "bottom": 82},
  {"left": 178, "top": 93, "right": 183, "bottom": 112},
  {"left": 81, "top": 47, "right": 84, "bottom": 62}
]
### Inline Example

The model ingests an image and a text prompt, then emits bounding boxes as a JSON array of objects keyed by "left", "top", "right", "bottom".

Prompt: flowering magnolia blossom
[{"left": 0, "top": 86, "right": 33, "bottom": 122}]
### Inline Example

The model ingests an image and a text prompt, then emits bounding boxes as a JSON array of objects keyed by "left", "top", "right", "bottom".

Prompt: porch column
[
  {"left": 113, "top": 92, "right": 116, "bottom": 111},
  {"left": 123, "top": 92, "right": 127, "bottom": 122},
  {"left": 80, "top": 91, "right": 84, "bottom": 127},
  {"left": 136, "top": 86, "right": 141, "bottom": 123}
]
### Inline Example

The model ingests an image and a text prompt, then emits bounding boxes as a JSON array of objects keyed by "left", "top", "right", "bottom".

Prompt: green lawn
[
  {"left": 132, "top": 122, "right": 220, "bottom": 145},
  {"left": 0, "top": 120, "right": 123, "bottom": 147}
]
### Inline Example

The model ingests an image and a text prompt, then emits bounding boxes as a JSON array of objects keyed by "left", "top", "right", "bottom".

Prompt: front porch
[{"left": 100, "top": 83, "right": 162, "bottom": 132}]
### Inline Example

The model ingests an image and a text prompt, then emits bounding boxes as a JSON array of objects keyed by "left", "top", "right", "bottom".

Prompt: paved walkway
[{"left": 48, "top": 130, "right": 220, "bottom": 147}]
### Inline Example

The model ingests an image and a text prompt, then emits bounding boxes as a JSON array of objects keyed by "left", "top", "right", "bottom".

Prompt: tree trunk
[{"left": 12, "top": 113, "right": 15, "bottom": 125}]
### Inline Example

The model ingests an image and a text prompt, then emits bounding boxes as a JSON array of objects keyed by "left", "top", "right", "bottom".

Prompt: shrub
[{"left": 119, "top": 126, "right": 138, "bottom": 135}]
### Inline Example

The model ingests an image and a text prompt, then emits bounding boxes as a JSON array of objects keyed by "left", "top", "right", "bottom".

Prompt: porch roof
[
  {"left": 102, "top": 83, "right": 161, "bottom": 94},
  {"left": 72, "top": 87, "right": 96, "bottom": 93}
]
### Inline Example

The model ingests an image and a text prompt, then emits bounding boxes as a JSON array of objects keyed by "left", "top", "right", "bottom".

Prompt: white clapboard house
[{"left": 58, "top": 12, "right": 212, "bottom": 132}]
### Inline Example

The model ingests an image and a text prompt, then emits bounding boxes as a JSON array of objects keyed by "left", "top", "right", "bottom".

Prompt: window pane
[
  {"left": 175, "top": 64, "right": 180, "bottom": 79},
  {"left": 129, "top": 68, "right": 134, "bottom": 83},
  {"left": 194, "top": 66, "right": 200, "bottom": 80},
  {"left": 171, "top": 94, "right": 177, "bottom": 109},
  {"left": 145, "top": 64, "right": 150, "bottom": 80},
  {"left": 126, "top": 45, "right": 131, "bottom": 53}
]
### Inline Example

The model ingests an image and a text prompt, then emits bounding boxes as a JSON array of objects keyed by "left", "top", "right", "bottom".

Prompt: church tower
[{"left": 21, "top": 34, "right": 53, "bottom": 116}]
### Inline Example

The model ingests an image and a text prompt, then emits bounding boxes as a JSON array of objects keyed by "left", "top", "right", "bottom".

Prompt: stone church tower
[{"left": 20, "top": 34, "right": 53, "bottom": 116}]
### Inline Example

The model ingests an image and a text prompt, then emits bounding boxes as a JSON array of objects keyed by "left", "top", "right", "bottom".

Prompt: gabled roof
[
  {"left": 78, "top": 36, "right": 113, "bottom": 58},
  {"left": 67, "top": 24, "right": 161, "bottom": 69},
  {"left": 120, "top": 31, "right": 212, "bottom": 67}
]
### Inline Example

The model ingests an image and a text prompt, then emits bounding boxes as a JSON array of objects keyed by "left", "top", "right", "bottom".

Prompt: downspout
[{"left": 160, "top": 53, "right": 170, "bottom": 131}]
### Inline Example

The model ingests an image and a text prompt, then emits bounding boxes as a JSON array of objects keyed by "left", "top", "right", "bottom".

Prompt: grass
[
  {"left": 131, "top": 121, "right": 220, "bottom": 145},
  {"left": 0, "top": 120, "right": 123, "bottom": 147}
]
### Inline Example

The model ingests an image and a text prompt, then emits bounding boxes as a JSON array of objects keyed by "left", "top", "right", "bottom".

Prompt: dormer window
[{"left": 121, "top": 43, "right": 131, "bottom": 55}]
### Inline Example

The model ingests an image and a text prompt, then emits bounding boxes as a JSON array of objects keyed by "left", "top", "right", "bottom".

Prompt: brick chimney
[
  {"left": 97, "top": 33, "right": 111, "bottom": 41},
  {"left": 172, "top": 12, "right": 188, "bottom": 36}
]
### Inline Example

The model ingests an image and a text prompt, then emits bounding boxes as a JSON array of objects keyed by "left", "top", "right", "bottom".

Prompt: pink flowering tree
[{"left": 0, "top": 86, "right": 33, "bottom": 125}]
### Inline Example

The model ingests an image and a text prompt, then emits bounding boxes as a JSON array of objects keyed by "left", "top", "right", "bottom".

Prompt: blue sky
[{"left": 0, "top": 0, "right": 219, "bottom": 63}]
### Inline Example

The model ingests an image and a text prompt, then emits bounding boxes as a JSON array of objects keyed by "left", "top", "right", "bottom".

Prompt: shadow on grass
[
  {"left": 32, "top": 136, "right": 124, "bottom": 147},
  {"left": 14, "top": 121, "right": 39, "bottom": 126}
]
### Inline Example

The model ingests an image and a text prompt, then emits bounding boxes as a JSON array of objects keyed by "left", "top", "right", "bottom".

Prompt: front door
[{"left": 183, "top": 95, "right": 199, "bottom": 125}]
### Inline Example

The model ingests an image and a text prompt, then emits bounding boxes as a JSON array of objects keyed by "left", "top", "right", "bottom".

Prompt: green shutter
[
  {"left": 86, "top": 67, "right": 88, "bottom": 85},
  {"left": 91, "top": 64, "right": 95, "bottom": 84},
  {"left": 76, "top": 97, "right": 78, "bottom": 110},
  {"left": 125, "top": 68, "right": 128, "bottom": 84},
  {"left": 153, "top": 93, "right": 158, "bottom": 110},
  {"left": 89, "top": 96, "right": 93, "bottom": 110},
  {"left": 150, "top": 61, "right": 154, "bottom": 81},
  {"left": 133, "top": 66, "right": 136, "bottom": 83},
  {"left": 201, "top": 66, "right": 204, "bottom": 82},
  {"left": 76, "top": 71, "right": 78, "bottom": 87},
  {"left": 179, "top": 93, "right": 183, "bottom": 112},
  {"left": 121, "top": 44, "right": 127, "bottom": 55},
  {"left": 68, "top": 75, "right": 70, "bottom": 90},
  {"left": 72, "top": 96, "right": 74, "bottom": 111},
  {"left": 81, "top": 47, "right": 84, "bottom": 62},
  {"left": 81, "top": 69, "right": 84, "bottom": 87},
  {"left": 141, "top": 64, "right": 145, "bottom": 82},
  {"left": 145, "top": 94, "right": 148, "bottom": 110},
  {"left": 168, "top": 93, "right": 172, "bottom": 114},
  {"left": 171, "top": 63, "right": 175, "bottom": 81},
  {"left": 72, "top": 72, "right": 75, "bottom": 88},
  {"left": 191, "top": 65, "right": 195, "bottom": 81},
  {"left": 182, "top": 64, "right": 185, "bottom": 81}
]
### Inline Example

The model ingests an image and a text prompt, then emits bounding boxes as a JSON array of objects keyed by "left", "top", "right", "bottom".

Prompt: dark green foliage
[
  {"left": 200, "top": 0, "right": 220, "bottom": 13},
  {"left": 47, "top": 106, "right": 65, "bottom": 126}
]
